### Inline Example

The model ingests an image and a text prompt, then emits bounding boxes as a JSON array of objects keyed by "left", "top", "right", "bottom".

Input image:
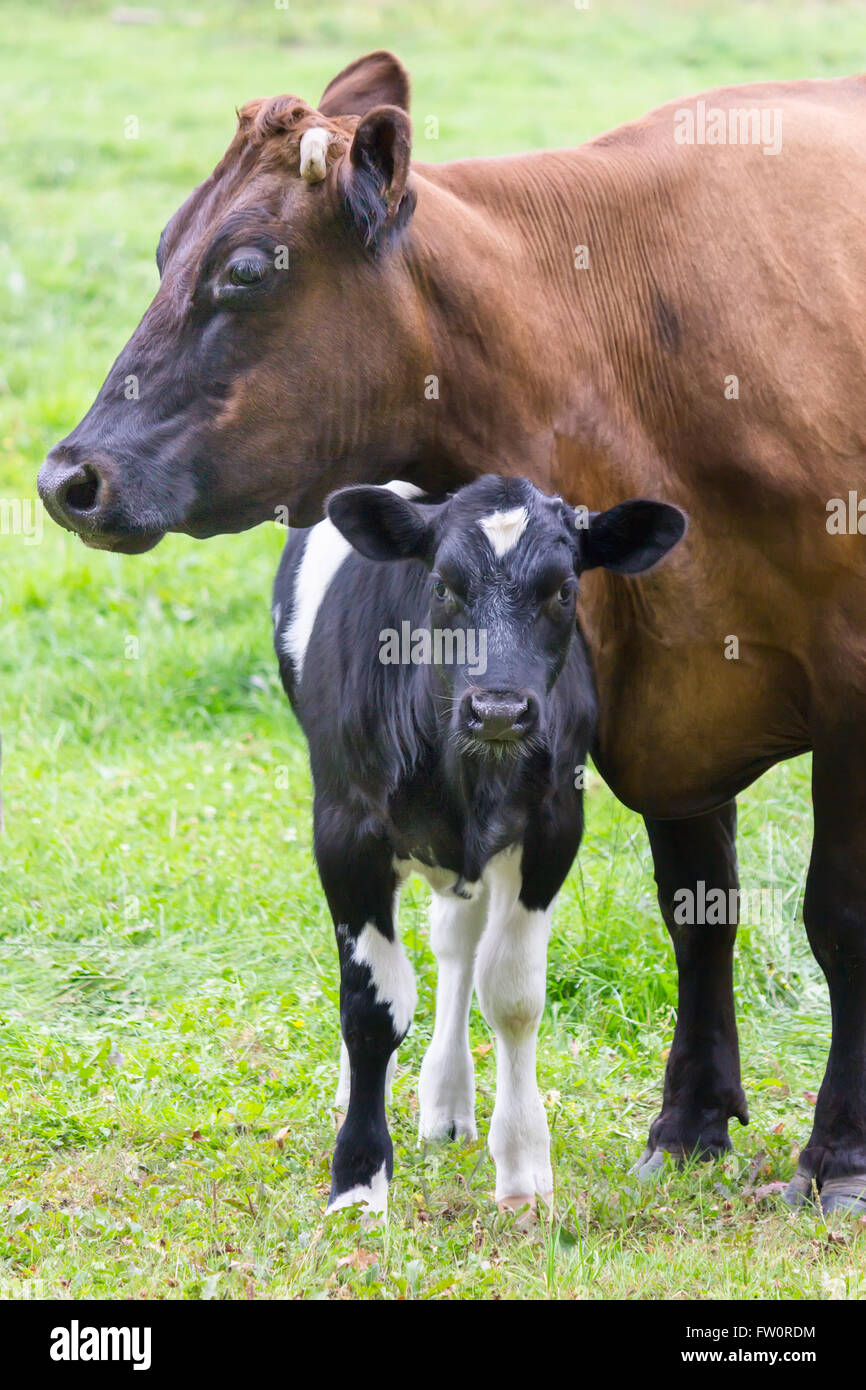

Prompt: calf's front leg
[
  {"left": 418, "top": 883, "right": 489, "bottom": 1142},
  {"left": 315, "top": 805, "right": 416, "bottom": 1214},
  {"left": 475, "top": 850, "right": 555, "bottom": 1210}
]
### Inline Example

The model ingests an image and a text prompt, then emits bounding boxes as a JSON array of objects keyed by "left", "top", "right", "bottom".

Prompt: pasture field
[{"left": 2, "top": 0, "right": 866, "bottom": 1301}]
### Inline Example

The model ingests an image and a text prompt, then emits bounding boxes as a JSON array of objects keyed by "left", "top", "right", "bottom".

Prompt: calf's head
[
  {"left": 328, "top": 477, "right": 686, "bottom": 759},
  {"left": 38, "top": 51, "right": 427, "bottom": 551}
]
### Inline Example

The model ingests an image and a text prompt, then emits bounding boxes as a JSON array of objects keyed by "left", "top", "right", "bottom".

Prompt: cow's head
[
  {"left": 38, "top": 51, "right": 432, "bottom": 551},
  {"left": 328, "top": 476, "right": 687, "bottom": 760}
]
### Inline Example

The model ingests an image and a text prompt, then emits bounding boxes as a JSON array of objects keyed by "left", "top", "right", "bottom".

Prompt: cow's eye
[
  {"left": 557, "top": 581, "right": 575, "bottom": 604},
  {"left": 432, "top": 579, "right": 450, "bottom": 602},
  {"left": 228, "top": 257, "right": 267, "bottom": 287}
]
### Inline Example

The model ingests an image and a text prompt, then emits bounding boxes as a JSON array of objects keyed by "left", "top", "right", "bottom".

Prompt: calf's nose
[{"left": 467, "top": 691, "right": 537, "bottom": 741}]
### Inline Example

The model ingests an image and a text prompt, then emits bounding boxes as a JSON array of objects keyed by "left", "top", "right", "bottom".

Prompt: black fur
[{"left": 273, "top": 475, "right": 685, "bottom": 1205}]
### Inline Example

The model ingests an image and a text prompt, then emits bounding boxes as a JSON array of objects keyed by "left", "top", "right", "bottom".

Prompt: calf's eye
[
  {"left": 432, "top": 579, "right": 450, "bottom": 601},
  {"left": 557, "top": 582, "right": 574, "bottom": 604}
]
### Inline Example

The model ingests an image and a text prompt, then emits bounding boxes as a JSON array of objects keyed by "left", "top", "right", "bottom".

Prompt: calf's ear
[
  {"left": 580, "top": 499, "right": 687, "bottom": 575},
  {"left": 327, "top": 486, "right": 434, "bottom": 563},
  {"left": 318, "top": 50, "right": 410, "bottom": 118},
  {"left": 343, "top": 105, "right": 414, "bottom": 250}
]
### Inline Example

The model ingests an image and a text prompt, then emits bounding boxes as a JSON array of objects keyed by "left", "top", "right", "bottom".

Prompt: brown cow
[{"left": 38, "top": 52, "right": 866, "bottom": 1212}]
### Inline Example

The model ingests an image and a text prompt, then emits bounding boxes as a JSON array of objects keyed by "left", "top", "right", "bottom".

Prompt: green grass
[{"left": 3, "top": 0, "right": 866, "bottom": 1299}]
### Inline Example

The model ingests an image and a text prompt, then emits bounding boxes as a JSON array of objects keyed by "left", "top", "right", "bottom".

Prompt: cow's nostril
[
  {"left": 468, "top": 693, "right": 533, "bottom": 739},
  {"left": 62, "top": 466, "right": 100, "bottom": 515}
]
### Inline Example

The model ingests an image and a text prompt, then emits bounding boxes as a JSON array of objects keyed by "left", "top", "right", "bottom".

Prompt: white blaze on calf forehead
[
  {"left": 478, "top": 505, "right": 529, "bottom": 558},
  {"left": 283, "top": 480, "right": 423, "bottom": 683},
  {"left": 299, "top": 127, "right": 332, "bottom": 183}
]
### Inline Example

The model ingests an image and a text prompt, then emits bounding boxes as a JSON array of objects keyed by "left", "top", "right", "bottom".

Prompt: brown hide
[{"left": 42, "top": 62, "right": 866, "bottom": 819}]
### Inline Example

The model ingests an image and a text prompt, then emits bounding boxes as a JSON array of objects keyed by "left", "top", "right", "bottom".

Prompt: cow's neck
[
  {"left": 407, "top": 150, "right": 678, "bottom": 508},
  {"left": 404, "top": 153, "right": 759, "bottom": 818}
]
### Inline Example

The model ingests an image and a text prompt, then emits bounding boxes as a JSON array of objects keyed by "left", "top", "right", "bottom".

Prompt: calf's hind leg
[
  {"left": 315, "top": 805, "right": 416, "bottom": 1214},
  {"left": 638, "top": 800, "right": 748, "bottom": 1176},
  {"left": 786, "top": 727, "right": 866, "bottom": 1214}
]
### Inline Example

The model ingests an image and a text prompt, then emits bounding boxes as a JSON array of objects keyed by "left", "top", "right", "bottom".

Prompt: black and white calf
[{"left": 274, "top": 476, "right": 685, "bottom": 1213}]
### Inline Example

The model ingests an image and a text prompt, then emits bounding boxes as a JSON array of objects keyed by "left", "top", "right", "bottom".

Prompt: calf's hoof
[
  {"left": 419, "top": 1112, "right": 477, "bottom": 1144},
  {"left": 326, "top": 1160, "right": 389, "bottom": 1216},
  {"left": 494, "top": 1189, "right": 556, "bottom": 1212},
  {"left": 418, "top": 1050, "right": 476, "bottom": 1143},
  {"left": 783, "top": 1167, "right": 866, "bottom": 1215},
  {"left": 496, "top": 1189, "right": 553, "bottom": 1227}
]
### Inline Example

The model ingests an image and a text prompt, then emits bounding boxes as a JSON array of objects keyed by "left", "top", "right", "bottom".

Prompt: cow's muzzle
[
  {"left": 38, "top": 447, "right": 165, "bottom": 554},
  {"left": 460, "top": 689, "right": 539, "bottom": 748}
]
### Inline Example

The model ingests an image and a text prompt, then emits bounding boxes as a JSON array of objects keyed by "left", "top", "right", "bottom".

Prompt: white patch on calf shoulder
[
  {"left": 326, "top": 1161, "right": 388, "bottom": 1215},
  {"left": 479, "top": 506, "right": 529, "bottom": 558},
  {"left": 299, "top": 127, "right": 332, "bottom": 183},
  {"left": 282, "top": 520, "right": 351, "bottom": 682},
  {"left": 352, "top": 922, "right": 417, "bottom": 1039},
  {"left": 283, "top": 482, "right": 424, "bottom": 684}
]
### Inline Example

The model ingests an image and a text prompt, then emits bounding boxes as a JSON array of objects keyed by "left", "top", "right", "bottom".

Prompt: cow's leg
[
  {"left": 418, "top": 883, "right": 489, "bottom": 1142},
  {"left": 474, "top": 851, "right": 555, "bottom": 1210},
  {"left": 637, "top": 800, "right": 748, "bottom": 1176},
  {"left": 335, "top": 1041, "right": 396, "bottom": 1109},
  {"left": 315, "top": 808, "right": 416, "bottom": 1214},
  {"left": 785, "top": 732, "right": 866, "bottom": 1214}
]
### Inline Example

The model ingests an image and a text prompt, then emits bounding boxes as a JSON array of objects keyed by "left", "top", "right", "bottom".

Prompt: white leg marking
[
  {"left": 351, "top": 922, "right": 417, "bottom": 1040},
  {"left": 325, "top": 1161, "right": 388, "bottom": 1215},
  {"left": 475, "top": 850, "right": 554, "bottom": 1205},
  {"left": 419, "top": 885, "right": 489, "bottom": 1141},
  {"left": 335, "top": 1039, "right": 351, "bottom": 1108},
  {"left": 478, "top": 506, "right": 529, "bottom": 558}
]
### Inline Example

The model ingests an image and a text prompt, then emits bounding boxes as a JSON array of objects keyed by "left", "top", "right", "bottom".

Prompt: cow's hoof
[
  {"left": 633, "top": 1146, "right": 675, "bottom": 1180},
  {"left": 819, "top": 1175, "right": 866, "bottom": 1215},
  {"left": 783, "top": 1168, "right": 866, "bottom": 1215},
  {"left": 782, "top": 1167, "right": 814, "bottom": 1208}
]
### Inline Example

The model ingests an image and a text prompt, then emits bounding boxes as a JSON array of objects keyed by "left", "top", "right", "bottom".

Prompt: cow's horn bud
[{"left": 299, "top": 128, "right": 332, "bottom": 184}]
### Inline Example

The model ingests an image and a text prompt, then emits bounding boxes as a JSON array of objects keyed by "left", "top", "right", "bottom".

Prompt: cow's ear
[
  {"left": 343, "top": 105, "right": 414, "bottom": 250},
  {"left": 318, "top": 50, "right": 410, "bottom": 118},
  {"left": 327, "top": 486, "right": 434, "bottom": 564},
  {"left": 580, "top": 499, "right": 687, "bottom": 575}
]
